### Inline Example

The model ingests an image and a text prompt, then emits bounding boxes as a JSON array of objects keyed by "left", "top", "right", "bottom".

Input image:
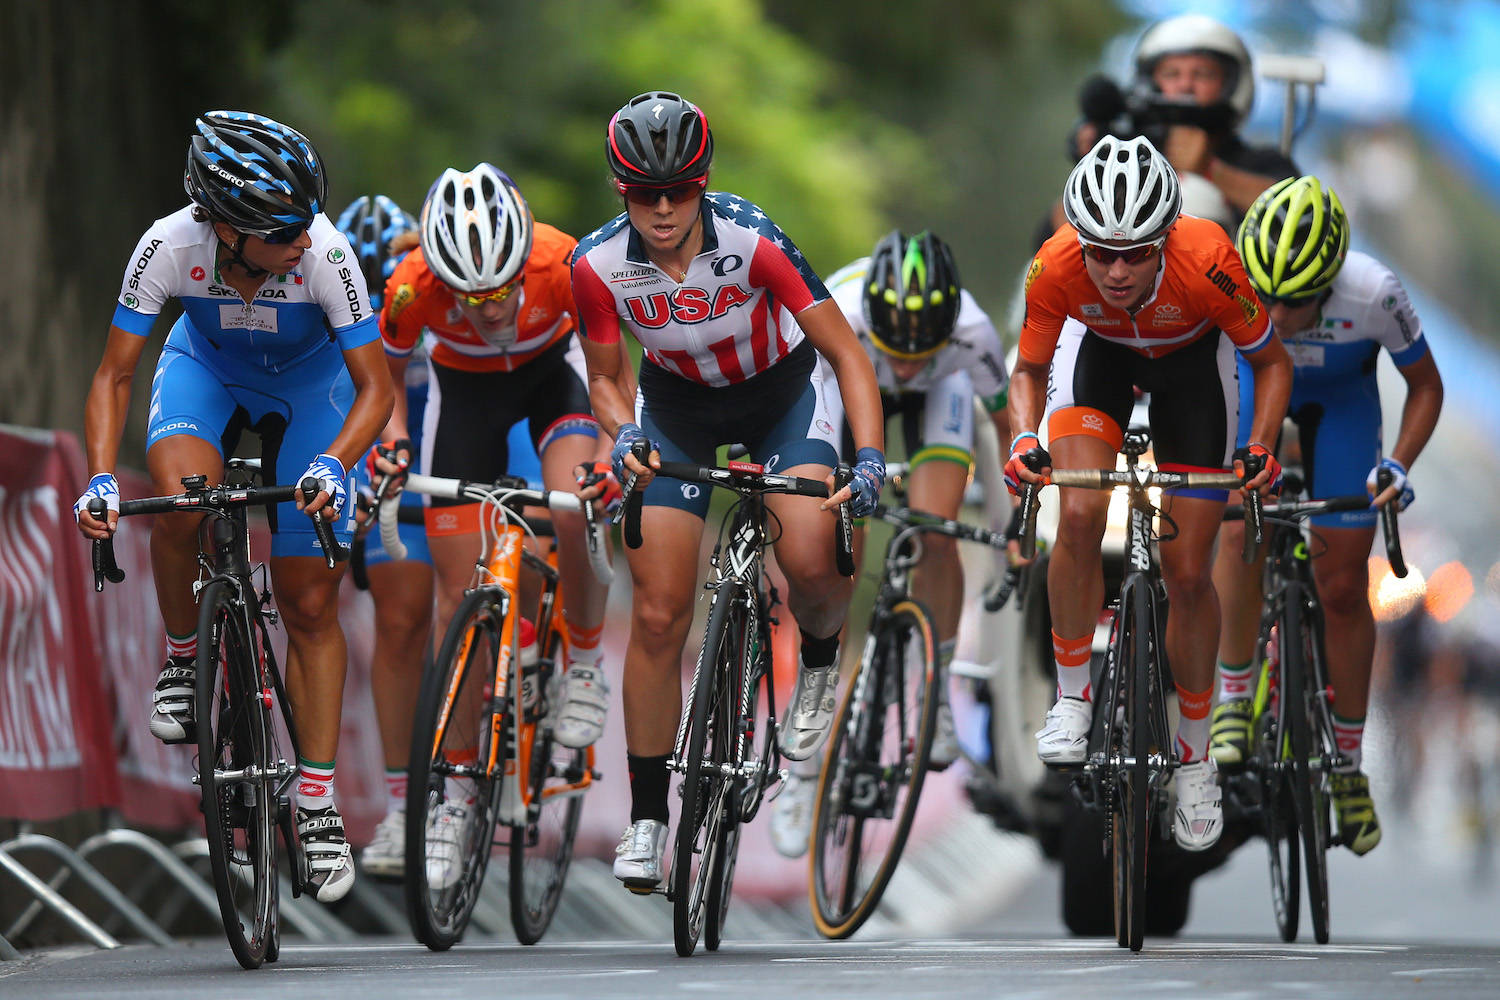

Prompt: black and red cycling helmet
[{"left": 606, "top": 91, "right": 714, "bottom": 187}]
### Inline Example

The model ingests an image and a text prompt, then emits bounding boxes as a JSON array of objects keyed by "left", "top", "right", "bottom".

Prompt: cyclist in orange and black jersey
[{"left": 1006, "top": 135, "right": 1292, "bottom": 854}]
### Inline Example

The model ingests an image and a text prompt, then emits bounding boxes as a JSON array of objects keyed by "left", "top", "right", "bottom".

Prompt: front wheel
[
  {"left": 1110, "top": 582, "right": 1151, "bottom": 953},
  {"left": 405, "top": 588, "right": 505, "bottom": 951},
  {"left": 810, "top": 598, "right": 939, "bottom": 939},
  {"left": 196, "top": 580, "right": 278, "bottom": 970},
  {"left": 1282, "top": 591, "right": 1331, "bottom": 944}
]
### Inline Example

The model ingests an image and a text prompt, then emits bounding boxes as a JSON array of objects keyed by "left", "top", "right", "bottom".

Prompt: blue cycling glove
[
  {"left": 300, "top": 453, "right": 348, "bottom": 519},
  {"left": 849, "top": 447, "right": 886, "bottom": 518},
  {"left": 1367, "top": 457, "right": 1415, "bottom": 511},
  {"left": 75, "top": 472, "right": 120, "bottom": 524},
  {"left": 611, "top": 423, "right": 648, "bottom": 484}
]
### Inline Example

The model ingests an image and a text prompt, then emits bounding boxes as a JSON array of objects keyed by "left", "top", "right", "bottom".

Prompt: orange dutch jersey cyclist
[
  {"left": 1006, "top": 135, "right": 1292, "bottom": 852},
  {"left": 378, "top": 165, "right": 616, "bottom": 775}
]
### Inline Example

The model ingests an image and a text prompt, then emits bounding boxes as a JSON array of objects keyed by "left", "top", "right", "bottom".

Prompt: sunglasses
[
  {"left": 617, "top": 178, "right": 706, "bottom": 207},
  {"left": 458, "top": 278, "right": 522, "bottom": 308},
  {"left": 1258, "top": 290, "right": 1323, "bottom": 309},
  {"left": 258, "top": 222, "right": 310, "bottom": 245},
  {"left": 1078, "top": 238, "right": 1164, "bottom": 266}
]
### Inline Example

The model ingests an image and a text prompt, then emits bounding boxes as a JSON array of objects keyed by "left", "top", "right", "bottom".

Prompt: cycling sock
[
  {"left": 799, "top": 629, "right": 840, "bottom": 671},
  {"left": 1216, "top": 658, "right": 1254, "bottom": 703},
  {"left": 1333, "top": 715, "right": 1365, "bottom": 772},
  {"left": 165, "top": 629, "right": 197, "bottom": 662},
  {"left": 296, "top": 758, "right": 336, "bottom": 810},
  {"left": 788, "top": 753, "right": 821, "bottom": 779},
  {"left": 1052, "top": 630, "right": 1093, "bottom": 702},
  {"left": 385, "top": 767, "right": 407, "bottom": 813},
  {"left": 937, "top": 639, "right": 956, "bottom": 706},
  {"left": 1174, "top": 685, "right": 1213, "bottom": 763},
  {"left": 628, "top": 753, "right": 672, "bottom": 823},
  {"left": 564, "top": 617, "right": 604, "bottom": 667}
]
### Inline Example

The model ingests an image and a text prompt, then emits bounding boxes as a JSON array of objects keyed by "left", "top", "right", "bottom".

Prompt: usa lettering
[{"left": 624, "top": 285, "right": 753, "bottom": 328}]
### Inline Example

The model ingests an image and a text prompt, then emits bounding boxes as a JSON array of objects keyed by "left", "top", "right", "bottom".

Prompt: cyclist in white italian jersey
[{"left": 571, "top": 91, "right": 885, "bottom": 889}]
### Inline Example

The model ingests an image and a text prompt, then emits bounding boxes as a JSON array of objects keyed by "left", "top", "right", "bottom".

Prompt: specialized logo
[
  {"left": 1080, "top": 303, "right": 1103, "bottom": 318},
  {"left": 190, "top": 266, "right": 206, "bottom": 281},
  {"left": 337, "top": 266, "right": 364, "bottom": 322},
  {"left": 651, "top": 103, "right": 664, "bottom": 120},
  {"left": 1234, "top": 293, "right": 1260, "bottom": 326},
  {"left": 127, "top": 238, "right": 164, "bottom": 290},
  {"left": 389, "top": 283, "right": 415, "bottom": 319},
  {"left": 625, "top": 285, "right": 753, "bottom": 328},
  {"left": 1024, "top": 257, "right": 1045, "bottom": 294},
  {"left": 327, "top": 247, "right": 346, "bottom": 264},
  {"left": 1205, "top": 263, "right": 1238, "bottom": 297},
  {"left": 1152, "top": 303, "right": 1183, "bottom": 325}
]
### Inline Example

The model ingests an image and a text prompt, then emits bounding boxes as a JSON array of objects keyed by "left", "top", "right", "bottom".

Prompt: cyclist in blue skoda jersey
[
  {"left": 75, "top": 112, "right": 394, "bottom": 903},
  {"left": 1210, "top": 176, "right": 1444, "bottom": 856}
]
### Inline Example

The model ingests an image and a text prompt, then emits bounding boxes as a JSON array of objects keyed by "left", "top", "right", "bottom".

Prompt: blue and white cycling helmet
[
  {"left": 336, "top": 195, "right": 417, "bottom": 310},
  {"left": 184, "top": 110, "right": 327, "bottom": 236}
]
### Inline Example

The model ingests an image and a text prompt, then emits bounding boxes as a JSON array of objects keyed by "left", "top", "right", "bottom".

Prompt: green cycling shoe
[
  {"left": 1208, "top": 697, "right": 1253, "bottom": 767},
  {"left": 1331, "top": 770, "right": 1382, "bottom": 856}
]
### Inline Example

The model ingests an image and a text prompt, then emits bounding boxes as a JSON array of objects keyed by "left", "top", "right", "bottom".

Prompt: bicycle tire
[
  {"left": 705, "top": 600, "right": 753, "bottom": 952},
  {"left": 673, "top": 587, "right": 735, "bottom": 957},
  {"left": 196, "top": 579, "right": 278, "bottom": 970},
  {"left": 405, "top": 588, "right": 506, "bottom": 951},
  {"left": 509, "top": 625, "right": 586, "bottom": 946},
  {"left": 809, "top": 598, "right": 939, "bottom": 939},
  {"left": 1283, "top": 588, "right": 1331, "bottom": 944},
  {"left": 1111, "top": 580, "right": 1149, "bottom": 952}
]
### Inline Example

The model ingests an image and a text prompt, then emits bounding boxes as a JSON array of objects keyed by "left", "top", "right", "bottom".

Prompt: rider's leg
[
  {"left": 366, "top": 556, "right": 435, "bottom": 788},
  {"left": 1313, "top": 525, "right": 1379, "bottom": 758},
  {"left": 1209, "top": 517, "right": 1266, "bottom": 763},
  {"left": 906, "top": 456, "right": 969, "bottom": 766},
  {"left": 1157, "top": 493, "right": 1230, "bottom": 763}
]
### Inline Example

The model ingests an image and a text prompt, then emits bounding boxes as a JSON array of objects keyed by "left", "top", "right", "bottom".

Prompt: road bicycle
[
  {"left": 382, "top": 473, "right": 611, "bottom": 949},
  {"left": 90, "top": 459, "right": 346, "bottom": 969},
  {"left": 809, "top": 488, "right": 1011, "bottom": 939},
  {"left": 1223, "top": 467, "right": 1405, "bottom": 944},
  {"left": 1015, "top": 429, "right": 1253, "bottom": 951},
  {"left": 619, "top": 443, "right": 854, "bottom": 956}
]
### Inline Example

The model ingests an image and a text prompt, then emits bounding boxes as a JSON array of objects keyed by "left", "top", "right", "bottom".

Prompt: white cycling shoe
[
  {"left": 769, "top": 773, "right": 817, "bottom": 859},
  {"left": 552, "top": 662, "right": 610, "bottom": 749},
  {"left": 1035, "top": 697, "right": 1092, "bottom": 765},
  {"left": 613, "top": 819, "right": 669, "bottom": 892},
  {"left": 424, "top": 800, "right": 472, "bottom": 891},
  {"left": 1173, "top": 759, "right": 1223, "bottom": 851},
  {"left": 360, "top": 808, "right": 405, "bottom": 880},
  {"left": 927, "top": 702, "right": 961, "bottom": 771},
  {"left": 296, "top": 804, "right": 356, "bottom": 903},
  {"left": 779, "top": 663, "right": 839, "bottom": 761}
]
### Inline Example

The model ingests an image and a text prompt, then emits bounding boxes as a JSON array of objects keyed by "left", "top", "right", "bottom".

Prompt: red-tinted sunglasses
[
  {"left": 616, "top": 177, "right": 707, "bottom": 207},
  {"left": 1078, "top": 238, "right": 1164, "bottom": 266}
]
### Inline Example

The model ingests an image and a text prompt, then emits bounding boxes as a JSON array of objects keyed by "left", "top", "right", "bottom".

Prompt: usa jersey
[
  {"left": 1276, "top": 251, "right": 1429, "bottom": 382},
  {"left": 112, "top": 206, "right": 378, "bottom": 372},
  {"left": 571, "top": 192, "right": 827, "bottom": 387},
  {"left": 823, "top": 257, "right": 1010, "bottom": 411}
]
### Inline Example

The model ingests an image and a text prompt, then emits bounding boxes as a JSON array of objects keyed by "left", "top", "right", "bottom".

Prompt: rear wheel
[
  {"left": 405, "top": 588, "right": 505, "bottom": 951},
  {"left": 196, "top": 581, "right": 277, "bottom": 970},
  {"left": 810, "top": 599, "right": 939, "bottom": 939}
]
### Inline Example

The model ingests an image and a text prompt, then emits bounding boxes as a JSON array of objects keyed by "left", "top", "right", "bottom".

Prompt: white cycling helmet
[
  {"left": 1064, "top": 135, "right": 1182, "bottom": 245},
  {"left": 1134, "top": 14, "right": 1255, "bottom": 127},
  {"left": 419, "top": 163, "right": 534, "bottom": 293}
]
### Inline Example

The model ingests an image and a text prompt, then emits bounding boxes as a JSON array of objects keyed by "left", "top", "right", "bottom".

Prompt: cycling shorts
[
  {"left": 1236, "top": 358, "right": 1381, "bottom": 529},
  {"left": 421, "top": 334, "right": 597, "bottom": 531},
  {"left": 836, "top": 368, "right": 975, "bottom": 471},
  {"left": 145, "top": 325, "right": 357, "bottom": 558},
  {"left": 1046, "top": 318, "right": 1241, "bottom": 500},
  {"left": 636, "top": 340, "right": 840, "bottom": 518}
]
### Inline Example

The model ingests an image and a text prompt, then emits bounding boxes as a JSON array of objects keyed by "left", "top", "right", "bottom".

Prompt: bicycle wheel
[
  {"left": 196, "top": 580, "right": 278, "bottom": 970},
  {"left": 705, "top": 600, "right": 754, "bottom": 951},
  {"left": 509, "top": 625, "right": 586, "bottom": 945},
  {"left": 673, "top": 588, "right": 737, "bottom": 957},
  {"left": 1111, "top": 582, "right": 1149, "bottom": 952},
  {"left": 405, "top": 588, "right": 505, "bottom": 951},
  {"left": 810, "top": 598, "right": 939, "bottom": 939},
  {"left": 1282, "top": 589, "right": 1331, "bottom": 944}
]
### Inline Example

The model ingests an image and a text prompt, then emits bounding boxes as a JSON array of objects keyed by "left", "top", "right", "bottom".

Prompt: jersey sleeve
[
  {"left": 112, "top": 221, "right": 178, "bottom": 335},
  {"left": 956, "top": 291, "right": 1010, "bottom": 411},
  {"left": 570, "top": 252, "right": 622, "bottom": 344},
  {"left": 310, "top": 221, "right": 380, "bottom": 351},
  {"left": 750, "top": 232, "right": 826, "bottom": 315},
  {"left": 1203, "top": 241, "right": 1273, "bottom": 354},
  {"left": 1017, "top": 251, "right": 1068, "bottom": 365},
  {"left": 1369, "top": 266, "right": 1429, "bottom": 368}
]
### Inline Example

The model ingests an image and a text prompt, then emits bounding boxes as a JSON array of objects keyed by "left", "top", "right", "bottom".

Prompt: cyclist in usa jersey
[
  {"left": 1209, "top": 176, "right": 1444, "bottom": 856},
  {"left": 1006, "top": 135, "right": 1292, "bottom": 852},
  {"left": 571, "top": 91, "right": 885, "bottom": 889},
  {"left": 74, "top": 112, "right": 395, "bottom": 902}
]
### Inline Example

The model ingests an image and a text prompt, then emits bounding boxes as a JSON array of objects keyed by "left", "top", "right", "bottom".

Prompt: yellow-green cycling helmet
[{"left": 1237, "top": 175, "right": 1350, "bottom": 302}]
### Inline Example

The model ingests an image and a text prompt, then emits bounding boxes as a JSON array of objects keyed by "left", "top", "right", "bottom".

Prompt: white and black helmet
[
  {"left": 1063, "top": 135, "right": 1182, "bottom": 245},
  {"left": 1134, "top": 14, "right": 1255, "bottom": 127},
  {"left": 419, "top": 163, "right": 533, "bottom": 293}
]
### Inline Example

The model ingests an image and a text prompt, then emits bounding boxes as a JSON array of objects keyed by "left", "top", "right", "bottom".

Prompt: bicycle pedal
[
  {"left": 1042, "top": 760, "right": 1084, "bottom": 774},
  {"left": 624, "top": 884, "right": 656, "bottom": 896}
]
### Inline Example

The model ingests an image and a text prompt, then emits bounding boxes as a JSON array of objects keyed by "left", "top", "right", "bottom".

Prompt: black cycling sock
[
  {"left": 628, "top": 753, "right": 671, "bottom": 823},
  {"left": 799, "top": 628, "right": 840, "bottom": 670}
]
